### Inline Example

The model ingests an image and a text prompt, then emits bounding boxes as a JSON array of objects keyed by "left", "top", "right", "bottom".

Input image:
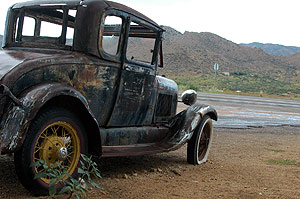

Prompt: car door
[{"left": 107, "top": 16, "right": 161, "bottom": 127}]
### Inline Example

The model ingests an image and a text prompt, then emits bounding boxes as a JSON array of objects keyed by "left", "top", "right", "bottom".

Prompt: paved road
[{"left": 192, "top": 92, "right": 300, "bottom": 128}]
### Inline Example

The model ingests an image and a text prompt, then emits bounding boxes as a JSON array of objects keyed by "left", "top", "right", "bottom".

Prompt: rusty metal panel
[
  {"left": 107, "top": 64, "right": 157, "bottom": 127},
  {"left": 167, "top": 103, "right": 218, "bottom": 147},
  {"left": 0, "top": 106, "right": 26, "bottom": 154},
  {"left": 100, "top": 126, "right": 169, "bottom": 146},
  {"left": 154, "top": 76, "right": 178, "bottom": 123},
  {"left": 0, "top": 50, "right": 120, "bottom": 126}
]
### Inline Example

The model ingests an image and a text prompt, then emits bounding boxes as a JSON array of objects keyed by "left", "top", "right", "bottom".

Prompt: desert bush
[{"left": 31, "top": 154, "right": 101, "bottom": 199}]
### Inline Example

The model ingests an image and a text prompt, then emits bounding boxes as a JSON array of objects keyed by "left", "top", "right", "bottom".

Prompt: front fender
[
  {"left": 0, "top": 83, "right": 99, "bottom": 154},
  {"left": 167, "top": 103, "right": 217, "bottom": 148}
]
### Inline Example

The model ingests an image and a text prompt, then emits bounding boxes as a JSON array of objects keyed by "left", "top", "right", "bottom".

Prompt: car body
[{"left": 0, "top": 0, "right": 217, "bottom": 195}]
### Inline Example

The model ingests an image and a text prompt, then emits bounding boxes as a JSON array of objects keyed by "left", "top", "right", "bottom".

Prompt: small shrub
[{"left": 31, "top": 154, "right": 101, "bottom": 199}]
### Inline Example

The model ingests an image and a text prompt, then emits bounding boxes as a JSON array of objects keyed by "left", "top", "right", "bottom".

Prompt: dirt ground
[{"left": 1, "top": 126, "right": 300, "bottom": 199}]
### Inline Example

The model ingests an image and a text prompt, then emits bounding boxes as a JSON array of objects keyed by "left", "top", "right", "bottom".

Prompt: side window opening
[
  {"left": 66, "top": 9, "right": 77, "bottom": 46},
  {"left": 66, "top": 27, "right": 74, "bottom": 46},
  {"left": 127, "top": 21, "right": 157, "bottom": 65},
  {"left": 102, "top": 16, "right": 122, "bottom": 56}
]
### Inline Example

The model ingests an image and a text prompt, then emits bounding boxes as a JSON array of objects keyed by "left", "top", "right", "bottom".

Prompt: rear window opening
[{"left": 13, "top": 7, "right": 77, "bottom": 48}]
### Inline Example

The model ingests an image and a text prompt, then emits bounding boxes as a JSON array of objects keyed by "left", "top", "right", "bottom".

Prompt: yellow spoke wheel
[
  {"left": 14, "top": 107, "right": 87, "bottom": 196},
  {"left": 33, "top": 122, "right": 81, "bottom": 184}
]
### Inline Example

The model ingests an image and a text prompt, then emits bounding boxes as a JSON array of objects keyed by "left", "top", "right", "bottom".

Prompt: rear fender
[
  {"left": 0, "top": 83, "right": 100, "bottom": 154},
  {"left": 167, "top": 103, "right": 217, "bottom": 147}
]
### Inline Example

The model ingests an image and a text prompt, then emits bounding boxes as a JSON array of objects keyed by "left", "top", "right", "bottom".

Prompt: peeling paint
[
  {"left": 0, "top": 106, "right": 26, "bottom": 153},
  {"left": 167, "top": 104, "right": 217, "bottom": 147}
]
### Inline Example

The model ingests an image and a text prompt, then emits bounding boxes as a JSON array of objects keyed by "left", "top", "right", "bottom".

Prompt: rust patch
[{"left": 0, "top": 106, "right": 26, "bottom": 154}]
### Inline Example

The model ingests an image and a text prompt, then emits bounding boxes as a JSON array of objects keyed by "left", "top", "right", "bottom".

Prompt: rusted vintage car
[{"left": 0, "top": 0, "right": 217, "bottom": 195}]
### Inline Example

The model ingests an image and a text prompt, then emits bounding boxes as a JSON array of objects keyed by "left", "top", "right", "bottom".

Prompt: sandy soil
[{"left": 1, "top": 126, "right": 300, "bottom": 199}]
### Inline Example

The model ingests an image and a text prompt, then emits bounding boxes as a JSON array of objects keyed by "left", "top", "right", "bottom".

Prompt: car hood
[{"left": 0, "top": 49, "right": 70, "bottom": 80}]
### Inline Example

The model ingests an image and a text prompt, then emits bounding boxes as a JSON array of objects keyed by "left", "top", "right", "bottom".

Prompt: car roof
[{"left": 12, "top": 0, "right": 162, "bottom": 30}]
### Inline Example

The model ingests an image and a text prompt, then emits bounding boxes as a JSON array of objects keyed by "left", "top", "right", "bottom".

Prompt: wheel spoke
[
  {"left": 62, "top": 128, "right": 67, "bottom": 139},
  {"left": 200, "top": 138, "right": 209, "bottom": 146},
  {"left": 34, "top": 146, "right": 43, "bottom": 154},
  {"left": 197, "top": 128, "right": 211, "bottom": 159},
  {"left": 34, "top": 157, "right": 41, "bottom": 162},
  {"left": 50, "top": 126, "right": 59, "bottom": 136},
  {"left": 66, "top": 156, "right": 73, "bottom": 165},
  {"left": 65, "top": 138, "right": 72, "bottom": 148},
  {"left": 39, "top": 132, "right": 48, "bottom": 140},
  {"left": 67, "top": 151, "right": 75, "bottom": 157},
  {"left": 206, "top": 138, "right": 210, "bottom": 147}
]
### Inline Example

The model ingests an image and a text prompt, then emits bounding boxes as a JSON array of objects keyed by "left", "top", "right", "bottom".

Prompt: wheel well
[{"left": 38, "top": 95, "right": 102, "bottom": 156}]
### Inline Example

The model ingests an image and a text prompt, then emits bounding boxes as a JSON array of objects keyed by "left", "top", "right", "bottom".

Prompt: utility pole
[{"left": 214, "top": 63, "right": 219, "bottom": 90}]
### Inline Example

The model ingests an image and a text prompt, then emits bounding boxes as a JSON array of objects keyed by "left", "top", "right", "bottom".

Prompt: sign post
[{"left": 214, "top": 63, "right": 219, "bottom": 90}]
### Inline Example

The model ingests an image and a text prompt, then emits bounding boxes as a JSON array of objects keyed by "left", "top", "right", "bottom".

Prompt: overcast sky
[{"left": 1, "top": 0, "right": 300, "bottom": 47}]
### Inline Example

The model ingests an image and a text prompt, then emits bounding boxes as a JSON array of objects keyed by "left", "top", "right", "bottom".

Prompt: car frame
[{"left": 0, "top": 0, "right": 217, "bottom": 195}]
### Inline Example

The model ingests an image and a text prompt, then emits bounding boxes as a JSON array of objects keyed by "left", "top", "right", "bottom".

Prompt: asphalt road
[{"left": 194, "top": 92, "right": 300, "bottom": 128}]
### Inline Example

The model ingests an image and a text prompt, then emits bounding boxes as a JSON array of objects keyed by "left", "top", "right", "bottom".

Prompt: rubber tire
[
  {"left": 187, "top": 115, "right": 213, "bottom": 165},
  {"left": 14, "top": 107, "right": 87, "bottom": 196}
]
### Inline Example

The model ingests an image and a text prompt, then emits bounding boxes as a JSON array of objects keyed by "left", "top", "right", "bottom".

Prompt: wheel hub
[
  {"left": 39, "top": 136, "right": 65, "bottom": 164},
  {"left": 58, "top": 147, "right": 68, "bottom": 161}
]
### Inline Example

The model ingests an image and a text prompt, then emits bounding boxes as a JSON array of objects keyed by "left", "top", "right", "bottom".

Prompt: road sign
[
  {"left": 214, "top": 63, "right": 219, "bottom": 90},
  {"left": 214, "top": 63, "right": 219, "bottom": 71}
]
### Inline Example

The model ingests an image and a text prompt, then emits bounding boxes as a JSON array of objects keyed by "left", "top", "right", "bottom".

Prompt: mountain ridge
[
  {"left": 240, "top": 42, "right": 300, "bottom": 56},
  {"left": 159, "top": 26, "right": 297, "bottom": 80}
]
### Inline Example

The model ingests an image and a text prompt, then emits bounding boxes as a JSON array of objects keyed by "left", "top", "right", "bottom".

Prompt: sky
[{"left": 1, "top": 0, "right": 300, "bottom": 47}]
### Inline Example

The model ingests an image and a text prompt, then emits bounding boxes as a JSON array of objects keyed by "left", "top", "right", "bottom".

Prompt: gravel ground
[{"left": 1, "top": 126, "right": 300, "bottom": 199}]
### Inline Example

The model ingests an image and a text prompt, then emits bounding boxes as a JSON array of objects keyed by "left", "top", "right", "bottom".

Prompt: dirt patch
[{"left": 1, "top": 126, "right": 300, "bottom": 199}]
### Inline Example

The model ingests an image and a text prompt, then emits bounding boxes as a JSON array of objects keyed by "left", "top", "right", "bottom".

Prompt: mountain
[
  {"left": 159, "top": 26, "right": 298, "bottom": 80},
  {"left": 240, "top": 42, "right": 300, "bottom": 56},
  {"left": 281, "top": 52, "right": 300, "bottom": 75}
]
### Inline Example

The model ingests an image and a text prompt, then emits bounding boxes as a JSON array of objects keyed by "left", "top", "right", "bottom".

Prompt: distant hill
[
  {"left": 159, "top": 26, "right": 299, "bottom": 81},
  {"left": 240, "top": 42, "right": 300, "bottom": 56},
  {"left": 281, "top": 52, "right": 300, "bottom": 69}
]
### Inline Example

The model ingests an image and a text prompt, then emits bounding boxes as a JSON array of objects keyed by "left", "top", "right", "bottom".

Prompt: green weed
[
  {"left": 270, "top": 149, "right": 285, "bottom": 153},
  {"left": 267, "top": 159, "right": 300, "bottom": 167},
  {"left": 31, "top": 154, "right": 101, "bottom": 199}
]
